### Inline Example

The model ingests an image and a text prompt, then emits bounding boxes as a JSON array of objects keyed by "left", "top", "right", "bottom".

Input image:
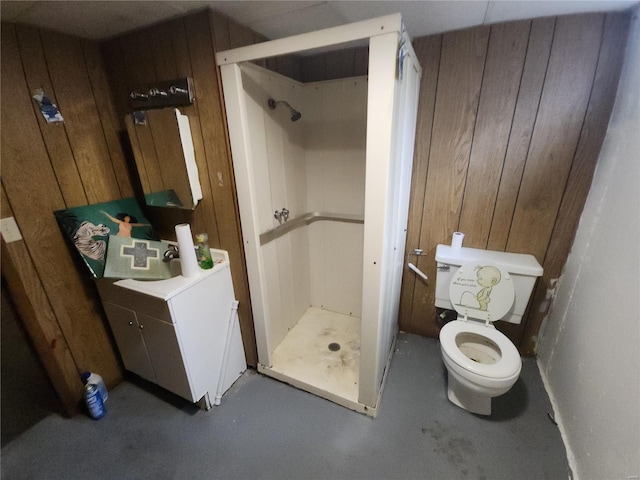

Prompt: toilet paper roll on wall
[
  {"left": 451, "top": 232, "right": 464, "bottom": 251},
  {"left": 175, "top": 223, "right": 199, "bottom": 277}
]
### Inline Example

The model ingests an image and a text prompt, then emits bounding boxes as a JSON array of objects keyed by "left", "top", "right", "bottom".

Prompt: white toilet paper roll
[
  {"left": 175, "top": 223, "right": 199, "bottom": 277},
  {"left": 451, "top": 232, "right": 464, "bottom": 251}
]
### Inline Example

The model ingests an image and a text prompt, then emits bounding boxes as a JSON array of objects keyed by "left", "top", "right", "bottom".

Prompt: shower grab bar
[{"left": 260, "top": 211, "right": 364, "bottom": 246}]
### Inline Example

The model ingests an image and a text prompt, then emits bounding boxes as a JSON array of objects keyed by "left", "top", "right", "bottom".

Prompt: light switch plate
[{"left": 1, "top": 216, "right": 23, "bottom": 243}]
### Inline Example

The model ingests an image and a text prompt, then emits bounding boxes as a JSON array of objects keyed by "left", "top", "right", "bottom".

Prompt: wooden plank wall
[
  {"left": 399, "top": 12, "right": 630, "bottom": 355},
  {"left": 0, "top": 9, "right": 267, "bottom": 413},
  {"left": 1, "top": 23, "right": 128, "bottom": 414},
  {"left": 0, "top": 9, "right": 630, "bottom": 418},
  {"left": 99, "top": 9, "right": 265, "bottom": 370}
]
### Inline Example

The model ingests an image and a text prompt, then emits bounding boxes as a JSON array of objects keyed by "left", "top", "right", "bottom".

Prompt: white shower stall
[{"left": 217, "top": 14, "right": 421, "bottom": 415}]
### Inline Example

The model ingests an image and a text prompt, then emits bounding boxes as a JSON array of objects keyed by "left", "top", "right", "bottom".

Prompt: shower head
[{"left": 268, "top": 98, "right": 302, "bottom": 122}]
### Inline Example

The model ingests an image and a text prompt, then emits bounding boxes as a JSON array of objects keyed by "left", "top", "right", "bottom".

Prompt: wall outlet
[{"left": 1, "top": 216, "right": 23, "bottom": 243}]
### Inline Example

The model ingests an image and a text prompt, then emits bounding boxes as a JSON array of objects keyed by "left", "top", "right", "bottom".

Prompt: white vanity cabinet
[{"left": 96, "top": 249, "right": 246, "bottom": 409}]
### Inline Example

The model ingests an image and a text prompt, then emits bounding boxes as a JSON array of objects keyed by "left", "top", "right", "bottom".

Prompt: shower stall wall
[{"left": 218, "top": 14, "right": 422, "bottom": 415}]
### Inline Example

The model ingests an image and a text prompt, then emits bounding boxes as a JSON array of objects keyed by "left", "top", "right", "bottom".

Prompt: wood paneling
[
  {"left": 520, "top": 12, "right": 630, "bottom": 354},
  {"left": 458, "top": 20, "right": 530, "bottom": 247},
  {"left": 399, "top": 12, "right": 629, "bottom": 353},
  {"left": 487, "top": 18, "right": 556, "bottom": 251},
  {"left": 398, "top": 34, "right": 442, "bottom": 328},
  {"left": 1, "top": 9, "right": 630, "bottom": 420},
  {"left": 405, "top": 25, "right": 490, "bottom": 338},
  {"left": 1, "top": 23, "right": 123, "bottom": 413},
  {"left": 506, "top": 14, "right": 604, "bottom": 261},
  {"left": 101, "top": 9, "right": 259, "bottom": 366},
  {"left": 41, "top": 29, "right": 123, "bottom": 204},
  {"left": 300, "top": 46, "right": 368, "bottom": 83}
]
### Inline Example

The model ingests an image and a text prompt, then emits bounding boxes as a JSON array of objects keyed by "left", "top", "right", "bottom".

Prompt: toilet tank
[{"left": 434, "top": 245, "right": 543, "bottom": 325}]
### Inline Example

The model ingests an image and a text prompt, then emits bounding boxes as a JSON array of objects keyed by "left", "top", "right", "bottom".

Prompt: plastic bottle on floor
[
  {"left": 81, "top": 371, "right": 108, "bottom": 402},
  {"left": 84, "top": 383, "right": 106, "bottom": 420}
]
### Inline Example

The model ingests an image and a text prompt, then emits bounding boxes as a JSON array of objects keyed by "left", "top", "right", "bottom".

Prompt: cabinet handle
[
  {"left": 139, "top": 324, "right": 144, "bottom": 330},
  {"left": 129, "top": 321, "right": 134, "bottom": 326}
]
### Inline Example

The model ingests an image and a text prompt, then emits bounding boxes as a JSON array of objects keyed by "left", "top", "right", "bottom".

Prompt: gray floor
[
  {"left": 1, "top": 285, "right": 61, "bottom": 447},
  {"left": 1, "top": 333, "right": 569, "bottom": 480}
]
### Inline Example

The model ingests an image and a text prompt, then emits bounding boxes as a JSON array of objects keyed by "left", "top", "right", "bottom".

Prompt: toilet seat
[
  {"left": 440, "top": 320, "right": 521, "bottom": 379},
  {"left": 441, "top": 262, "right": 520, "bottom": 379}
]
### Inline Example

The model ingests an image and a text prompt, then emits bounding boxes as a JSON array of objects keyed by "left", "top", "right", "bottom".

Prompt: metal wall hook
[{"left": 129, "top": 77, "right": 194, "bottom": 110}]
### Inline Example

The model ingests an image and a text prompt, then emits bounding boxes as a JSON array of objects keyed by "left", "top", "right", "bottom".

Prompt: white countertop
[{"left": 112, "top": 248, "right": 230, "bottom": 300}]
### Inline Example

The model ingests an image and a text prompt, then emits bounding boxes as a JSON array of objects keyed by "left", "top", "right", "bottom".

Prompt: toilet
[{"left": 435, "top": 244, "right": 543, "bottom": 415}]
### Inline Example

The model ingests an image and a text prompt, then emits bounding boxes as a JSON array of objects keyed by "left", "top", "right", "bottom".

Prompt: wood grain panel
[
  {"left": 1, "top": 235, "right": 84, "bottom": 416},
  {"left": 487, "top": 17, "right": 556, "bottom": 251},
  {"left": 398, "top": 34, "right": 442, "bottom": 333},
  {"left": 301, "top": 55, "right": 327, "bottom": 83},
  {"left": 147, "top": 109, "right": 194, "bottom": 206},
  {"left": 127, "top": 116, "right": 164, "bottom": 193},
  {"left": 2, "top": 24, "right": 122, "bottom": 388},
  {"left": 300, "top": 46, "right": 369, "bottom": 83},
  {"left": 520, "top": 12, "right": 631, "bottom": 354},
  {"left": 98, "top": 40, "right": 130, "bottom": 131},
  {"left": 82, "top": 40, "right": 134, "bottom": 199},
  {"left": 99, "top": 10, "right": 258, "bottom": 367},
  {"left": 119, "top": 29, "right": 157, "bottom": 87},
  {"left": 325, "top": 49, "right": 357, "bottom": 80},
  {"left": 1, "top": 185, "right": 82, "bottom": 415},
  {"left": 211, "top": 12, "right": 231, "bottom": 52},
  {"left": 407, "top": 26, "right": 490, "bottom": 336},
  {"left": 41, "top": 29, "right": 122, "bottom": 205},
  {"left": 187, "top": 12, "right": 258, "bottom": 364},
  {"left": 458, "top": 21, "right": 530, "bottom": 248},
  {"left": 165, "top": 17, "right": 214, "bottom": 242},
  {"left": 227, "top": 18, "right": 255, "bottom": 49},
  {"left": 506, "top": 14, "right": 604, "bottom": 261},
  {"left": 398, "top": 12, "right": 627, "bottom": 350},
  {"left": 14, "top": 25, "right": 87, "bottom": 208},
  {"left": 149, "top": 23, "right": 179, "bottom": 80}
]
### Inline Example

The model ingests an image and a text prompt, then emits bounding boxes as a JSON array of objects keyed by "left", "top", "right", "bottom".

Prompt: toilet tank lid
[{"left": 436, "top": 245, "right": 543, "bottom": 277}]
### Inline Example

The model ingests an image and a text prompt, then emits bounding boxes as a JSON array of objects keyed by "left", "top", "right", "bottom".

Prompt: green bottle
[{"left": 195, "top": 233, "right": 213, "bottom": 269}]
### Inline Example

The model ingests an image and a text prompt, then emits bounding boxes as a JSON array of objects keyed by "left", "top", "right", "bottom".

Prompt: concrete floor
[
  {"left": 1, "top": 286, "right": 61, "bottom": 447},
  {"left": 1, "top": 332, "right": 570, "bottom": 480}
]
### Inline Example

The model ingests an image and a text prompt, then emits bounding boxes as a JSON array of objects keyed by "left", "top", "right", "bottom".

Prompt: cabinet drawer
[{"left": 97, "top": 279, "right": 172, "bottom": 323}]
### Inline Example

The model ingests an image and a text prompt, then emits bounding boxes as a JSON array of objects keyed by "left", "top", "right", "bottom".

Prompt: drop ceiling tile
[
  {"left": 207, "top": 0, "right": 325, "bottom": 26},
  {"left": 485, "top": 0, "right": 637, "bottom": 24},
  {"left": 8, "top": 1, "right": 187, "bottom": 40},
  {"left": 0, "top": 1, "right": 38, "bottom": 21},
  {"left": 331, "top": 1, "right": 489, "bottom": 38},
  {"left": 245, "top": 2, "right": 347, "bottom": 39}
]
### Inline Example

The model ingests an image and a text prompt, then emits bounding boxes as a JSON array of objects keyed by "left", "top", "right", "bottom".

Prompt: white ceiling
[{"left": 1, "top": 1, "right": 637, "bottom": 41}]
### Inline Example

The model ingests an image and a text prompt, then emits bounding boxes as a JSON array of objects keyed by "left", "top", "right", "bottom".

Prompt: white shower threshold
[{"left": 258, "top": 306, "right": 375, "bottom": 415}]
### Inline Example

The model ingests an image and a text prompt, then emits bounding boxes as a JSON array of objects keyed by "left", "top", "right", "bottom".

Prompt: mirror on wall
[{"left": 125, "top": 108, "right": 202, "bottom": 210}]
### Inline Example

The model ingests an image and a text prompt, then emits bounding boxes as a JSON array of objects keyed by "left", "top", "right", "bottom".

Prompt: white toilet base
[{"left": 447, "top": 371, "right": 492, "bottom": 415}]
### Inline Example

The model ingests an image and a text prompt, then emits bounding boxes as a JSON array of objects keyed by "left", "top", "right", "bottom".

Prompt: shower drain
[{"left": 328, "top": 342, "right": 341, "bottom": 352}]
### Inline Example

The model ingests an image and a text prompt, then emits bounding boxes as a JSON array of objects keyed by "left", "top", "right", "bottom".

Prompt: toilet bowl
[
  {"left": 440, "top": 319, "right": 521, "bottom": 415},
  {"left": 438, "top": 261, "right": 522, "bottom": 415}
]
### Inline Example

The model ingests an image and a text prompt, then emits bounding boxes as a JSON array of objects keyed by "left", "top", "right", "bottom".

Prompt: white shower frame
[{"left": 217, "top": 14, "right": 422, "bottom": 415}]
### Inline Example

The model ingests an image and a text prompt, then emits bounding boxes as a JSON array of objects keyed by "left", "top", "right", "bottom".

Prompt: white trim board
[{"left": 216, "top": 13, "right": 403, "bottom": 65}]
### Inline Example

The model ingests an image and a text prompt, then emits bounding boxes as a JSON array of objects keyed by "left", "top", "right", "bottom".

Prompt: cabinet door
[
  {"left": 137, "top": 313, "right": 193, "bottom": 402},
  {"left": 102, "top": 302, "right": 156, "bottom": 383}
]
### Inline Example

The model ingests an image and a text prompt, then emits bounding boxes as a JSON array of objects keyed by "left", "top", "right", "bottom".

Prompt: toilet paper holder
[{"left": 407, "top": 249, "right": 428, "bottom": 281}]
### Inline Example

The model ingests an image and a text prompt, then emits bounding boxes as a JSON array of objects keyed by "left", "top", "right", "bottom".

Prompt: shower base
[{"left": 258, "top": 306, "right": 368, "bottom": 414}]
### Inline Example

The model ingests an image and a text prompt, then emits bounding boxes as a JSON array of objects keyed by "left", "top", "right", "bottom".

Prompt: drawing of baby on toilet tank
[
  {"left": 475, "top": 266, "right": 501, "bottom": 311},
  {"left": 456, "top": 265, "right": 502, "bottom": 312}
]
